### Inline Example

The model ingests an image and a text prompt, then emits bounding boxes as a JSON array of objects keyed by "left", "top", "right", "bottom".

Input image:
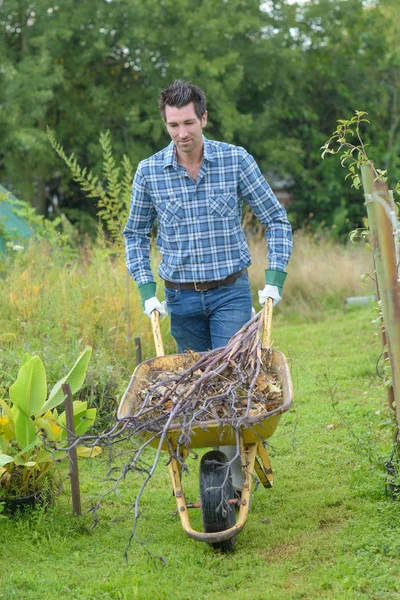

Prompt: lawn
[{"left": 2, "top": 304, "right": 400, "bottom": 600}]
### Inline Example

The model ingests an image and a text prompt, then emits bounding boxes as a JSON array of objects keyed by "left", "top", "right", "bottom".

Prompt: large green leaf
[
  {"left": 9, "top": 356, "right": 47, "bottom": 416},
  {"left": 41, "top": 347, "right": 92, "bottom": 413},
  {"left": 0, "top": 454, "right": 14, "bottom": 468},
  {"left": 74, "top": 407, "right": 97, "bottom": 437},
  {"left": 13, "top": 408, "right": 37, "bottom": 450},
  {"left": 57, "top": 402, "right": 97, "bottom": 439}
]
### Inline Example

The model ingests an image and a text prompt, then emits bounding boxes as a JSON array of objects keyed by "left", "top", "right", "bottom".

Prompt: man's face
[{"left": 164, "top": 102, "right": 207, "bottom": 157}]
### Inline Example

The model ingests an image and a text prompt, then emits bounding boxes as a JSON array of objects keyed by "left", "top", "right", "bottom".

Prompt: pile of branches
[
  {"left": 63, "top": 309, "right": 283, "bottom": 562},
  {"left": 133, "top": 322, "right": 282, "bottom": 441}
]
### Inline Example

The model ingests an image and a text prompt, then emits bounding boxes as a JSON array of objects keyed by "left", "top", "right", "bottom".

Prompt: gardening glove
[
  {"left": 258, "top": 285, "right": 281, "bottom": 308},
  {"left": 144, "top": 297, "right": 167, "bottom": 319},
  {"left": 258, "top": 269, "right": 288, "bottom": 308}
]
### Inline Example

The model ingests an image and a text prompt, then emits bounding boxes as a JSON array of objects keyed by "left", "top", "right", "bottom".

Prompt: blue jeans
[{"left": 164, "top": 273, "right": 252, "bottom": 352}]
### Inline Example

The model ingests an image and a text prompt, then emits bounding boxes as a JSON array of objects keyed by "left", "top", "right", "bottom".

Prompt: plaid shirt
[{"left": 123, "top": 136, "right": 292, "bottom": 286}]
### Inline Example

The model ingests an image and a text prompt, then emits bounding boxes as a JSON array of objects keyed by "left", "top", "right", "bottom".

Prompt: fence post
[
  {"left": 134, "top": 337, "right": 142, "bottom": 366},
  {"left": 62, "top": 382, "right": 82, "bottom": 515},
  {"left": 361, "top": 164, "right": 400, "bottom": 431}
]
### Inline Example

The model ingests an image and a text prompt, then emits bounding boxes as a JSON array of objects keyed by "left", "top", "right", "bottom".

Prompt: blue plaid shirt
[{"left": 123, "top": 136, "right": 292, "bottom": 286}]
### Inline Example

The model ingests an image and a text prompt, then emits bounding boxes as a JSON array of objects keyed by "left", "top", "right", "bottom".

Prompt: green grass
[{"left": 2, "top": 305, "right": 400, "bottom": 600}]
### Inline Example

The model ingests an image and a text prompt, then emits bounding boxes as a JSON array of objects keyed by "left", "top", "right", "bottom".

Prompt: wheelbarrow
[{"left": 117, "top": 299, "right": 293, "bottom": 551}]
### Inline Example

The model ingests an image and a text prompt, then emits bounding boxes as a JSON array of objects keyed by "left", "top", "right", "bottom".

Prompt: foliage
[
  {"left": 1, "top": 0, "right": 400, "bottom": 234},
  {"left": 0, "top": 347, "right": 100, "bottom": 498},
  {"left": 3, "top": 193, "right": 73, "bottom": 249},
  {"left": 47, "top": 128, "right": 133, "bottom": 247},
  {"left": 321, "top": 110, "right": 400, "bottom": 195}
]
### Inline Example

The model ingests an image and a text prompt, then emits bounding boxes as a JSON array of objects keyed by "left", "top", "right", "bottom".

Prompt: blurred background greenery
[{"left": 1, "top": 0, "right": 399, "bottom": 236}]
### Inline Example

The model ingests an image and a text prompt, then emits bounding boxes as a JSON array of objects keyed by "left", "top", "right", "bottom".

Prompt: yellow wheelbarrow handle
[
  {"left": 262, "top": 297, "right": 273, "bottom": 348},
  {"left": 151, "top": 310, "right": 165, "bottom": 358}
]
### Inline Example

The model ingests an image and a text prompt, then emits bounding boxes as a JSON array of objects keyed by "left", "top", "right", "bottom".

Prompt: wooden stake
[
  {"left": 361, "top": 164, "right": 400, "bottom": 429},
  {"left": 134, "top": 337, "right": 142, "bottom": 366},
  {"left": 62, "top": 383, "right": 82, "bottom": 516}
]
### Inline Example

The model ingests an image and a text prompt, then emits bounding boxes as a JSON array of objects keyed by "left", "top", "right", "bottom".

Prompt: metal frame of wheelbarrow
[{"left": 117, "top": 299, "right": 294, "bottom": 546}]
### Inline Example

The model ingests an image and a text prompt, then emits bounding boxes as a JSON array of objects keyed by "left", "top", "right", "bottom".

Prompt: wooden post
[
  {"left": 361, "top": 164, "right": 400, "bottom": 430},
  {"left": 134, "top": 337, "right": 142, "bottom": 366},
  {"left": 62, "top": 383, "right": 82, "bottom": 516}
]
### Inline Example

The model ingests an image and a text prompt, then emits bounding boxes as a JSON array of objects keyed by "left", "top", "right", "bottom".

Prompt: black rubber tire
[{"left": 199, "top": 450, "right": 236, "bottom": 552}]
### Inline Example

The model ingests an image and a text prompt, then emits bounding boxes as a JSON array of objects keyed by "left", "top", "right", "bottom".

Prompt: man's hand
[
  {"left": 144, "top": 297, "right": 167, "bottom": 318},
  {"left": 258, "top": 284, "right": 281, "bottom": 308}
]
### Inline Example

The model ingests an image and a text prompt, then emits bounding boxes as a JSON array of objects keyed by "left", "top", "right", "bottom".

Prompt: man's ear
[{"left": 202, "top": 111, "right": 208, "bottom": 127}]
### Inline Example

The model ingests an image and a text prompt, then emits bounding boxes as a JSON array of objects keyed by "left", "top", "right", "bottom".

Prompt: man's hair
[{"left": 159, "top": 80, "right": 207, "bottom": 121}]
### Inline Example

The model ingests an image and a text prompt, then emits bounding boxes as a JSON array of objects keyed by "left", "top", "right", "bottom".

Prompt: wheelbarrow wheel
[{"left": 200, "top": 450, "right": 236, "bottom": 552}]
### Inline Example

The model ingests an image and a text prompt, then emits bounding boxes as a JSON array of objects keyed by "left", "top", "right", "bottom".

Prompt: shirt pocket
[
  {"left": 154, "top": 194, "right": 184, "bottom": 224},
  {"left": 209, "top": 189, "right": 237, "bottom": 217}
]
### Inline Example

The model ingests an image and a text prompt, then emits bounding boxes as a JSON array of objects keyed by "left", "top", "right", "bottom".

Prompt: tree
[
  {"left": 1, "top": 0, "right": 268, "bottom": 216},
  {"left": 1, "top": 0, "right": 399, "bottom": 235}
]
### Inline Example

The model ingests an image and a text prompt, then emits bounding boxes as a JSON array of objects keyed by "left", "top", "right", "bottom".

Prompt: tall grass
[
  {"left": 248, "top": 230, "right": 375, "bottom": 319},
  {"left": 0, "top": 232, "right": 375, "bottom": 414}
]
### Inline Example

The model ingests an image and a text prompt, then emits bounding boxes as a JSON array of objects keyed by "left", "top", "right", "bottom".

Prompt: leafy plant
[
  {"left": 321, "top": 110, "right": 399, "bottom": 195},
  {"left": 0, "top": 347, "right": 100, "bottom": 498},
  {"left": 47, "top": 128, "right": 134, "bottom": 249}
]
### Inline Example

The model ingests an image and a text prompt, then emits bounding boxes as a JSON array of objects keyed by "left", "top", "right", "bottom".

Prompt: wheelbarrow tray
[{"left": 117, "top": 348, "right": 293, "bottom": 450}]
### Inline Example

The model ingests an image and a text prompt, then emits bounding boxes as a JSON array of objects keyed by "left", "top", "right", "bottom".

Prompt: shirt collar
[
  {"left": 163, "top": 136, "right": 215, "bottom": 170},
  {"left": 163, "top": 141, "right": 178, "bottom": 169},
  {"left": 202, "top": 136, "right": 215, "bottom": 163}
]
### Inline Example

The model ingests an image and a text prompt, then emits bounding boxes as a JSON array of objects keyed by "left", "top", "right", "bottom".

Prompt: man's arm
[
  {"left": 123, "top": 168, "right": 158, "bottom": 303},
  {"left": 238, "top": 149, "right": 292, "bottom": 303}
]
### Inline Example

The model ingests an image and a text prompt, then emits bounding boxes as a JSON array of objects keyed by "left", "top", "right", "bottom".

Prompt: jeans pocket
[{"left": 164, "top": 286, "right": 180, "bottom": 303}]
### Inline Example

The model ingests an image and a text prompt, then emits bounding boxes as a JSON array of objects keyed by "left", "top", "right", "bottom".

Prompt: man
[
  {"left": 124, "top": 79, "right": 292, "bottom": 353},
  {"left": 124, "top": 80, "right": 292, "bottom": 492}
]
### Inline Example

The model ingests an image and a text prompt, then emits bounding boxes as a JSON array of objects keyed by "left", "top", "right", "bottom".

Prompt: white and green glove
[
  {"left": 139, "top": 282, "right": 167, "bottom": 319},
  {"left": 258, "top": 269, "right": 287, "bottom": 308},
  {"left": 144, "top": 297, "right": 167, "bottom": 318}
]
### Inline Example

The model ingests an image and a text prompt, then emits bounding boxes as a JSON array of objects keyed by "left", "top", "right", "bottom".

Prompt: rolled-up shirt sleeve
[
  {"left": 123, "top": 166, "right": 157, "bottom": 286},
  {"left": 238, "top": 150, "right": 292, "bottom": 272}
]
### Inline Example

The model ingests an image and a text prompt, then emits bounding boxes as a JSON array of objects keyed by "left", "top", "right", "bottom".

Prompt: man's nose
[{"left": 179, "top": 127, "right": 188, "bottom": 138}]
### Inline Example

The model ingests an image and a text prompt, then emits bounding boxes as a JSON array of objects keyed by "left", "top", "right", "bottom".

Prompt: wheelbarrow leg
[
  {"left": 169, "top": 445, "right": 188, "bottom": 496},
  {"left": 254, "top": 442, "right": 274, "bottom": 488}
]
